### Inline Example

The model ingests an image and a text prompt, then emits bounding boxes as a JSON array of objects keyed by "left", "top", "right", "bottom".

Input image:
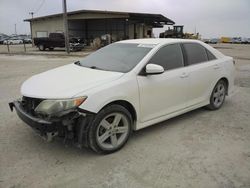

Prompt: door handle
[
  {"left": 180, "top": 72, "right": 189, "bottom": 78},
  {"left": 213, "top": 64, "right": 220, "bottom": 69}
]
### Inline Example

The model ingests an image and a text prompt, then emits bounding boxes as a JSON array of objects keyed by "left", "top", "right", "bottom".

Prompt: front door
[{"left": 137, "top": 43, "right": 188, "bottom": 122}]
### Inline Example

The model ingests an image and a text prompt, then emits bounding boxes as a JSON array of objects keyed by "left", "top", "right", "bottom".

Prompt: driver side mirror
[{"left": 145, "top": 64, "right": 164, "bottom": 75}]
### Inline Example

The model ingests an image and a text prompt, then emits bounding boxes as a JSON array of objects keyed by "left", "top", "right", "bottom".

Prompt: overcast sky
[{"left": 0, "top": 0, "right": 249, "bottom": 38}]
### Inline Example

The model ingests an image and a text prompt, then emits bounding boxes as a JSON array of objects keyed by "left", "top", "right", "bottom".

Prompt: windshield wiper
[
  {"left": 75, "top": 62, "right": 104, "bottom": 71},
  {"left": 89, "top": 66, "right": 104, "bottom": 70},
  {"left": 74, "top": 61, "right": 81, "bottom": 65}
]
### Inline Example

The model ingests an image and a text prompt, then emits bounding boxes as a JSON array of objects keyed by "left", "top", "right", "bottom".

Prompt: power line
[
  {"left": 34, "top": 0, "right": 46, "bottom": 14},
  {"left": 30, "top": 0, "right": 42, "bottom": 12}
]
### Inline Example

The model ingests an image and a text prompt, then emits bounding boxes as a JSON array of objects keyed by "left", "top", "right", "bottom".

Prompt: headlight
[{"left": 35, "top": 97, "right": 87, "bottom": 115}]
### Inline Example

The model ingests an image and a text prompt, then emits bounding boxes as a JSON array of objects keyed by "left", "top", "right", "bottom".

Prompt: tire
[
  {"left": 206, "top": 80, "right": 227, "bottom": 110},
  {"left": 87, "top": 104, "right": 132, "bottom": 154},
  {"left": 38, "top": 44, "right": 45, "bottom": 51}
]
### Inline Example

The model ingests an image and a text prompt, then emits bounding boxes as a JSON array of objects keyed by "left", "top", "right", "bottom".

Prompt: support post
[
  {"left": 23, "top": 41, "right": 26, "bottom": 52},
  {"left": 29, "top": 12, "right": 34, "bottom": 46},
  {"left": 62, "top": 0, "right": 70, "bottom": 54},
  {"left": 7, "top": 42, "right": 10, "bottom": 53}
]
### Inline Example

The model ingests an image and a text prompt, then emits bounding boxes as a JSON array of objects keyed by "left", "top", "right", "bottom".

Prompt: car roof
[
  {"left": 118, "top": 38, "right": 202, "bottom": 45},
  {"left": 117, "top": 38, "right": 225, "bottom": 59}
]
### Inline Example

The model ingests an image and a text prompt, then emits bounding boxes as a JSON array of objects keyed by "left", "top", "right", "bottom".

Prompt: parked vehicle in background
[
  {"left": 231, "top": 37, "right": 242, "bottom": 44},
  {"left": 3, "top": 38, "right": 23, "bottom": 45},
  {"left": 14, "top": 35, "right": 31, "bottom": 43},
  {"left": 23, "top": 37, "right": 32, "bottom": 44},
  {"left": 0, "top": 36, "right": 9, "bottom": 44},
  {"left": 9, "top": 39, "right": 235, "bottom": 154},
  {"left": 220, "top": 37, "right": 232, "bottom": 43},
  {"left": 159, "top": 25, "right": 199, "bottom": 39},
  {"left": 204, "top": 38, "right": 218, "bottom": 44},
  {"left": 33, "top": 33, "right": 85, "bottom": 51},
  {"left": 209, "top": 38, "right": 219, "bottom": 44},
  {"left": 241, "top": 38, "right": 250, "bottom": 44},
  {"left": 203, "top": 39, "right": 210, "bottom": 44}
]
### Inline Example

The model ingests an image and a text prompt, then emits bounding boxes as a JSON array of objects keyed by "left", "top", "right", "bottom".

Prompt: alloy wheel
[
  {"left": 96, "top": 113, "right": 129, "bottom": 150},
  {"left": 212, "top": 82, "right": 226, "bottom": 108}
]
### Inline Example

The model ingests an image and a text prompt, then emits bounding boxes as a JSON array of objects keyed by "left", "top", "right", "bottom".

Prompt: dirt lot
[{"left": 0, "top": 44, "right": 250, "bottom": 188}]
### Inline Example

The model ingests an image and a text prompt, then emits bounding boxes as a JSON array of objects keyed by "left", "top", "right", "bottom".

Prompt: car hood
[{"left": 21, "top": 64, "right": 124, "bottom": 99}]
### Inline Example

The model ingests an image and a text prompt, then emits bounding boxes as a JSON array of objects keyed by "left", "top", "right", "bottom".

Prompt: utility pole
[
  {"left": 29, "top": 12, "right": 34, "bottom": 46},
  {"left": 15, "top": 24, "right": 17, "bottom": 35},
  {"left": 62, "top": 0, "right": 70, "bottom": 54}
]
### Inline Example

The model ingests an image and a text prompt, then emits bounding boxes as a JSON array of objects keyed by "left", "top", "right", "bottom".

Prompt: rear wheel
[
  {"left": 206, "top": 80, "right": 227, "bottom": 110},
  {"left": 88, "top": 105, "right": 132, "bottom": 154},
  {"left": 38, "top": 44, "right": 45, "bottom": 51}
]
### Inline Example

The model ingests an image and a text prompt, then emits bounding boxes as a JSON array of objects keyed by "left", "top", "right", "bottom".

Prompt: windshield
[{"left": 78, "top": 43, "right": 153, "bottom": 73}]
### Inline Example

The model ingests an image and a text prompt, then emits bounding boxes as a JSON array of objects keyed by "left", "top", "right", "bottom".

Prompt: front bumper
[
  {"left": 69, "top": 43, "right": 85, "bottom": 51},
  {"left": 9, "top": 99, "right": 94, "bottom": 147},
  {"left": 9, "top": 101, "right": 58, "bottom": 136}
]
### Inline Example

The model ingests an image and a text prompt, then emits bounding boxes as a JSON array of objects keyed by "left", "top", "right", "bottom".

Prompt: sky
[{"left": 0, "top": 0, "right": 249, "bottom": 38}]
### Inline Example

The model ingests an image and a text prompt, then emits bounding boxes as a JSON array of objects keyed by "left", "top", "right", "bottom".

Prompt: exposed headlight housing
[{"left": 35, "top": 97, "right": 87, "bottom": 115}]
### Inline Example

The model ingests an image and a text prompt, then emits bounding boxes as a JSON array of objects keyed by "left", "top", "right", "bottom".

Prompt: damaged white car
[{"left": 9, "top": 39, "right": 235, "bottom": 154}]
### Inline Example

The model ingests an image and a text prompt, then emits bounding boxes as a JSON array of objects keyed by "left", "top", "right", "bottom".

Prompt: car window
[
  {"left": 149, "top": 44, "right": 184, "bottom": 70},
  {"left": 206, "top": 49, "right": 216, "bottom": 61},
  {"left": 183, "top": 43, "right": 208, "bottom": 65}
]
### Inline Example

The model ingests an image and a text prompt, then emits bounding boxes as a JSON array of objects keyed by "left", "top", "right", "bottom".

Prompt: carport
[{"left": 24, "top": 10, "right": 175, "bottom": 43}]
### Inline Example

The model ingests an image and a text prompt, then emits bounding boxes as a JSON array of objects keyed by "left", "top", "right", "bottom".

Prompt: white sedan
[
  {"left": 9, "top": 39, "right": 235, "bottom": 154},
  {"left": 3, "top": 38, "right": 23, "bottom": 45}
]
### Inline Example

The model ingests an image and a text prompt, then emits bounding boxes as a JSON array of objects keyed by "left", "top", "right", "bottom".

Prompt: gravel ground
[{"left": 0, "top": 44, "right": 250, "bottom": 188}]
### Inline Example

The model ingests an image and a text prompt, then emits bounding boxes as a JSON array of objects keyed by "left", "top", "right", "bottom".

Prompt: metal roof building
[{"left": 25, "top": 9, "right": 175, "bottom": 43}]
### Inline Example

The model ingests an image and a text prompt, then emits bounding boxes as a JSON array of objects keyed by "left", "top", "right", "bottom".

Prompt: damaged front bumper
[
  {"left": 9, "top": 100, "right": 93, "bottom": 145},
  {"left": 9, "top": 101, "right": 62, "bottom": 141}
]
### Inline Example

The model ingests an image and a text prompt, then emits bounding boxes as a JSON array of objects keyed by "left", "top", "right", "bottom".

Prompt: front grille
[{"left": 22, "top": 96, "right": 44, "bottom": 115}]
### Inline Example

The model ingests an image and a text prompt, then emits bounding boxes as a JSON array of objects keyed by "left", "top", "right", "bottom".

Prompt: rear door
[
  {"left": 50, "top": 33, "right": 65, "bottom": 47},
  {"left": 137, "top": 43, "right": 188, "bottom": 122},
  {"left": 182, "top": 43, "right": 220, "bottom": 107}
]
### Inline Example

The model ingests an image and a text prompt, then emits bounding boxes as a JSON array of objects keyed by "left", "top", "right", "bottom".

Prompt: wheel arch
[
  {"left": 100, "top": 100, "right": 137, "bottom": 129},
  {"left": 219, "top": 77, "right": 229, "bottom": 95}
]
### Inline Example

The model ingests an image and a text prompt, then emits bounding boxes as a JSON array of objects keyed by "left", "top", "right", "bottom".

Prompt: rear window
[
  {"left": 206, "top": 49, "right": 217, "bottom": 61},
  {"left": 183, "top": 43, "right": 208, "bottom": 65}
]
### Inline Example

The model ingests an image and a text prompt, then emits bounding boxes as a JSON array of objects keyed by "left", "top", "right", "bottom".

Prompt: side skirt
[{"left": 135, "top": 101, "right": 209, "bottom": 130}]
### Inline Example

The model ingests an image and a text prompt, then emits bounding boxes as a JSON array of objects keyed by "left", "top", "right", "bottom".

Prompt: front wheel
[
  {"left": 87, "top": 105, "right": 132, "bottom": 154},
  {"left": 206, "top": 80, "right": 227, "bottom": 110}
]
